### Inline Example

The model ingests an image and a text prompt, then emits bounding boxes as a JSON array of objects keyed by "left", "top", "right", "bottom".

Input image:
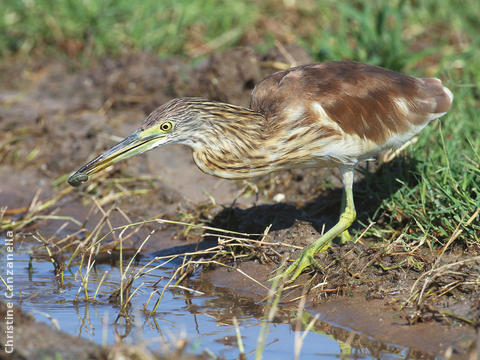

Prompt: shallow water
[{"left": 2, "top": 237, "right": 412, "bottom": 359}]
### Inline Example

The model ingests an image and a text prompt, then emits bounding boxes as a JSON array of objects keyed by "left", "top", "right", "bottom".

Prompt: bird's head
[{"left": 68, "top": 98, "right": 209, "bottom": 187}]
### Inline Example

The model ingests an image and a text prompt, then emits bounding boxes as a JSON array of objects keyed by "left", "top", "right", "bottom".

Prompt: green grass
[
  {"left": 0, "top": 0, "right": 258, "bottom": 58},
  {"left": 299, "top": 0, "right": 416, "bottom": 71}
]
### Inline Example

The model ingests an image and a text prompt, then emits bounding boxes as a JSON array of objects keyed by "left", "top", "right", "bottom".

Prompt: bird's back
[{"left": 250, "top": 61, "right": 453, "bottom": 164}]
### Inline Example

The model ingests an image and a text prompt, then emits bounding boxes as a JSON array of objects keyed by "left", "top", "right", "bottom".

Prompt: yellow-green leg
[
  {"left": 339, "top": 186, "right": 352, "bottom": 244},
  {"left": 282, "top": 165, "right": 357, "bottom": 281}
]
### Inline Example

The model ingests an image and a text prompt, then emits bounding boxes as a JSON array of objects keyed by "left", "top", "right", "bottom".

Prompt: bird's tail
[{"left": 420, "top": 77, "right": 453, "bottom": 121}]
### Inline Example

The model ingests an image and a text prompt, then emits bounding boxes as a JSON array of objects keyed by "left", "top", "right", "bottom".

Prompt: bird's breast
[{"left": 191, "top": 149, "right": 275, "bottom": 179}]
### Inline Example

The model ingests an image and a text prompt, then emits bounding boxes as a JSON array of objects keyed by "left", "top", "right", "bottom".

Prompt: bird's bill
[{"left": 68, "top": 131, "right": 164, "bottom": 187}]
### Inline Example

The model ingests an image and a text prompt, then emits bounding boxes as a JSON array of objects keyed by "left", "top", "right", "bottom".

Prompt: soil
[{"left": 0, "top": 46, "right": 479, "bottom": 359}]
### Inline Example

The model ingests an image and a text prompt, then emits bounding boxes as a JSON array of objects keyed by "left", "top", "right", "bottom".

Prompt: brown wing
[{"left": 250, "top": 61, "right": 452, "bottom": 144}]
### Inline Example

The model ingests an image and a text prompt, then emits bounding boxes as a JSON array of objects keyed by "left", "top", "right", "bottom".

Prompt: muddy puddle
[{"left": 1, "top": 48, "right": 478, "bottom": 359}]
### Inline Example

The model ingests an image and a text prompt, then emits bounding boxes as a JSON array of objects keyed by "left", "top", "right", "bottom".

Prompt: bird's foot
[
  {"left": 271, "top": 195, "right": 356, "bottom": 282},
  {"left": 272, "top": 236, "right": 332, "bottom": 282}
]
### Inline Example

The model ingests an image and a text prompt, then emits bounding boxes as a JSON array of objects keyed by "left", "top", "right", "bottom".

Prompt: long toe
[
  {"left": 287, "top": 252, "right": 317, "bottom": 281},
  {"left": 273, "top": 238, "right": 331, "bottom": 282}
]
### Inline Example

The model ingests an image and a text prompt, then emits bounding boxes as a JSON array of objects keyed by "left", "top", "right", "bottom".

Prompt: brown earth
[{"left": 0, "top": 46, "right": 479, "bottom": 358}]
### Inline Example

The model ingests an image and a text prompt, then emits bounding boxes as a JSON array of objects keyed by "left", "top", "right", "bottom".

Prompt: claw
[{"left": 270, "top": 238, "right": 331, "bottom": 282}]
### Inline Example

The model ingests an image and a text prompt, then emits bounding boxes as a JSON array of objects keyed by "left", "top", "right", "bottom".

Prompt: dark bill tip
[
  {"left": 68, "top": 172, "right": 89, "bottom": 187},
  {"left": 66, "top": 131, "right": 158, "bottom": 188}
]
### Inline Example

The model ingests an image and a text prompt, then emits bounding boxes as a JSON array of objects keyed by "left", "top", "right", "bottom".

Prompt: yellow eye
[{"left": 160, "top": 121, "right": 173, "bottom": 132}]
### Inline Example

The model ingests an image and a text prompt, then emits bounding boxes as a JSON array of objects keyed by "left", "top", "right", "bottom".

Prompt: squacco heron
[{"left": 68, "top": 61, "right": 453, "bottom": 280}]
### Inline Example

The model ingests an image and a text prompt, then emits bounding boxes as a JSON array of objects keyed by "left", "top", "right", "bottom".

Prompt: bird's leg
[
  {"left": 339, "top": 187, "right": 352, "bottom": 244},
  {"left": 280, "top": 165, "right": 357, "bottom": 281}
]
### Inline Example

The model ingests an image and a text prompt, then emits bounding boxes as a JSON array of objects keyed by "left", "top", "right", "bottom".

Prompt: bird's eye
[{"left": 160, "top": 121, "right": 173, "bottom": 132}]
